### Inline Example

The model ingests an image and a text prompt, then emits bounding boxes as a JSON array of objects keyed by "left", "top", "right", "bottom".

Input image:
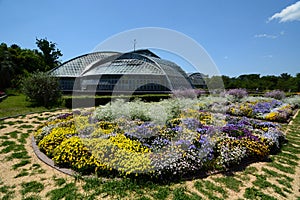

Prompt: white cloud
[
  {"left": 254, "top": 33, "right": 277, "bottom": 39},
  {"left": 269, "top": 1, "right": 300, "bottom": 23},
  {"left": 254, "top": 30, "right": 285, "bottom": 39},
  {"left": 263, "top": 55, "right": 273, "bottom": 58}
]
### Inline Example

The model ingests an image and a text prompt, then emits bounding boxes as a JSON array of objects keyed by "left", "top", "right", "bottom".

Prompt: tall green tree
[
  {"left": 260, "top": 75, "right": 278, "bottom": 90},
  {"left": 35, "top": 38, "right": 63, "bottom": 71},
  {"left": 0, "top": 43, "right": 16, "bottom": 89},
  {"left": 221, "top": 75, "right": 232, "bottom": 89},
  {"left": 277, "top": 73, "right": 296, "bottom": 92}
]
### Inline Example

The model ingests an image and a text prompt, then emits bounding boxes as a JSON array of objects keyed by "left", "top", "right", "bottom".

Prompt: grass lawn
[{"left": 0, "top": 93, "right": 62, "bottom": 119}]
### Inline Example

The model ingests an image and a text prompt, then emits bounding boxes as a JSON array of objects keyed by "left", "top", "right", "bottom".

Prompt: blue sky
[{"left": 1, "top": 0, "right": 300, "bottom": 77}]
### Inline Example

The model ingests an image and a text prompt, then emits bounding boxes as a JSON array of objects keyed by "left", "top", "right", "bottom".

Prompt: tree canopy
[
  {"left": 0, "top": 38, "right": 62, "bottom": 90},
  {"left": 35, "top": 38, "right": 63, "bottom": 71}
]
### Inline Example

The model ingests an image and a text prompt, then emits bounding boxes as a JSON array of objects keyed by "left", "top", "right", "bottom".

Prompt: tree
[
  {"left": 0, "top": 43, "right": 16, "bottom": 89},
  {"left": 236, "top": 74, "right": 261, "bottom": 90},
  {"left": 221, "top": 75, "right": 231, "bottom": 89},
  {"left": 21, "top": 71, "right": 62, "bottom": 107},
  {"left": 36, "top": 38, "right": 63, "bottom": 71},
  {"left": 17, "top": 49, "right": 46, "bottom": 73},
  {"left": 280, "top": 73, "right": 291, "bottom": 80},
  {"left": 277, "top": 73, "right": 296, "bottom": 92},
  {"left": 260, "top": 75, "right": 278, "bottom": 91},
  {"left": 0, "top": 39, "right": 63, "bottom": 90},
  {"left": 296, "top": 73, "right": 300, "bottom": 92}
]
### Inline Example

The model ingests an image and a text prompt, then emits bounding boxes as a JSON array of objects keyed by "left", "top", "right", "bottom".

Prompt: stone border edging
[
  {"left": 0, "top": 94, "right": 7, "bottom": 102},
  {"left": 31, "top": 136, "right": 74, "bottom": 176},
  {"left": 288, "top": 109, "right": 300, "bottom": 126}
]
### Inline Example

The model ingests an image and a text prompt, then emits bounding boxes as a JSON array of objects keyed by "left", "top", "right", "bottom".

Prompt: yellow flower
[{"left": 265, "top": 112, "right": 278, "bottom": 121}]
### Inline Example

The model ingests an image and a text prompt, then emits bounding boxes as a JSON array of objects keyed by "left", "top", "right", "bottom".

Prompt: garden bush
[
  {"left": 264, "top": 90, "right": 286, "bottom": 100},
  {"left": 226, "top": 88, "right": 248, "bottom": 100},
  {"left": 22, "top": 71, "right": 62, "bottom": 107}
]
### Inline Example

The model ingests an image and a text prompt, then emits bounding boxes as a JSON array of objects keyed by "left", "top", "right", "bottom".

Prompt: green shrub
[{"left": 22, "top": 71, "right": 62, "bottom": 107}]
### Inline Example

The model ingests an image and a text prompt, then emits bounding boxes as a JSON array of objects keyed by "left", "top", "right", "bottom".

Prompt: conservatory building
[
  {"left": 187, "top": 72, "right": 208, "bottom": 89},
  {"left": 50, "top": 49, "right": 198, "bottom": 94}
]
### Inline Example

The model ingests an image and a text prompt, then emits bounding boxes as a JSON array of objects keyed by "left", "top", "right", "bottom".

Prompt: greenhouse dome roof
[
  {"left": 51, "top": 49, "right": 188, "bottom": 79},
  {"left": 50, "top": 51, "right": 120, "bottom": 77},
  {"left": 82, "top": 52, "right": 168, "bottom": 76},
  {"left": 50, "top": 49, "right": 193, "bottom": 92}
]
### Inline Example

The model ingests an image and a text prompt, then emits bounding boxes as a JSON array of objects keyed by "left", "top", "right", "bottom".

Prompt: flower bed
[
  {"left": 33, "top": 95, "right": 300, "bottom": 179},
  {"left": 199, "top": 95, "right": 300, "bottom": 123}
]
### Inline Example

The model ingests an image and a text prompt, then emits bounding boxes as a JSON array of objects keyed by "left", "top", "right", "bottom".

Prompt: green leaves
[
  {"left": 21, "top": 71, "right": 62, "bottom": 107},
  {"left": 35, "top": 38, "right": 63, "bottom": 71}
]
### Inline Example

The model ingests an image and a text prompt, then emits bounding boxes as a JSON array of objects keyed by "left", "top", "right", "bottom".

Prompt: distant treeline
[{"left": 206, "top": 73, "right": 300, "bottom": 92}]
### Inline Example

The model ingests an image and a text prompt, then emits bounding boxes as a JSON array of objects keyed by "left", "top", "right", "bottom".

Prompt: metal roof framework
[{"left": 50, "top": 49, "right": 192, "bottom": 92}]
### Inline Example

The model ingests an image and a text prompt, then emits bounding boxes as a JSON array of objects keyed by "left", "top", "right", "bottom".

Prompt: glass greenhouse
[
  {"left": 50, "top": 49, "right": 204, "bottom": 94},
  {"left": 187, "top": 73, "right": 208, "bottom": 89}
]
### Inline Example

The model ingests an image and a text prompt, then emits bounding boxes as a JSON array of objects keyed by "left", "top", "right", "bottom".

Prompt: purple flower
[
  {"left": 172, "top": 125, "right": 183, "bottom": 132},
  {"left": 88, "top": 116, "right": 100, "bottom": 124},
  {"left": 152, "top": 137, "right": 171, "bottom": 147},
  {"left": 73, "top": 110, "right": 81, "bottom": 115},
  {"left": 227, "top": 88, "right": 248, "bottom": 99},
  {"left": 123, "top": 122, "right": 160, "bottom": 143},
  {"left": 222, "top": 122, "right": 255, "bottom": 138},
  {"left": 197, "top": 126, "right": 209, "bottom": 134},
  {"left": 199, "top": 135, "right": 208, "bottom": 144},
  {"left": 256, "top": 121, "right": 277, "bottom": 129},
  {"left": 172, "top": 89, "right": 198, "bottom": 99},
  {"left": 253, "top": 102, "right": 271, "bottom": 114},
  {"left": 253, "top": 100, "right": 283, "bottom": 115},
  {"left": 264, "top": 90, "right": 286, "bottom": 100},
  {"left": 175, "top": 139, "right": 193, "bottom": 150},
  {"left": 238, "top": 117, "right": 251, "bottom": 126},
  {"left": 181, "top": 118, "right": 201, "bottom": 130},
  {"left": 57, "top": 113, "right": 73, "bottom": 119},
  {"left": 238, "top": 132, "right": 259, "bottom": 141}
]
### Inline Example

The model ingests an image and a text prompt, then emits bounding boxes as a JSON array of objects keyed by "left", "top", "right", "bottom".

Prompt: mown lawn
[{"left": 0, "top": 93, "right": 62, "bottom": 119}]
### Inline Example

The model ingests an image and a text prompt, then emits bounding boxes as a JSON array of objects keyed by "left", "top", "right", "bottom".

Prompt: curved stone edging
[
  {"left": 288, "top": 109, "right": 300, "bottom": 126},
  {"left": 0, "top": 94, "right": 7, "bottom": 102},
  {"left": 31, "top": 136, "right": 74, "bottom": 176}
]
